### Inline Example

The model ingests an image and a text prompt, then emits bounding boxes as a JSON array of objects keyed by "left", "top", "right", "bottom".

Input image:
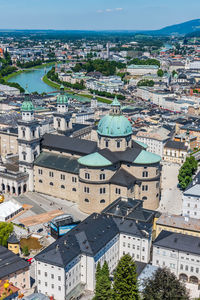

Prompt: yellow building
[
  {"left": 7, "top": 234, "right": 20, "bottom": 255},
  {"left": 155, "top": 214, "right": 200, "bottom": 238}
]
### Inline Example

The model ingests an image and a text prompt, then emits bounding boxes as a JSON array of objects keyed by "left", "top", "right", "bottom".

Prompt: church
[{"left": 0, "top": 86, "right": 161, "bottom": 214}]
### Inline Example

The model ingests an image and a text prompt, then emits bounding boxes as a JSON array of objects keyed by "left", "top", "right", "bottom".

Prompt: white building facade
[
  {"left": 35, "top": 213, "right": 152, "bottom": 299},
  {"left": 182, "top": 173, "right": 200, "bottom": 219},
  {"left": 152, "top": 231, "right": 200, "bottom": 287}
]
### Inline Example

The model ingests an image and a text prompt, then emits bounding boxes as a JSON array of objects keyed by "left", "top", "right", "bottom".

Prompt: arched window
[
  {"left": 105, "top": 141, "right": 109, "bottom": 147},
  {"left": 142, "top": 171, "right": 148, "bottom": 178},
  {"left": 189, "top": 276, "right": 198, "bottom": 284},
  {"left": 179, "top": 274, "right": 188, "bottom": 282},
  {"left": 72, "top": 188, "right": 76, "bottom": 192},
  {"left": 117, "top": 141, "right": 120, "bottom": 148},
  {"left": 100, "top": 199, "right": 105, "bottom": 204},
  {"left": 61, "top": 185, "right": 65, "bottom": 189},
  {"left": 85, "top": 173, "right": 90, "bottom": 179},
  {"left": 100, "top": 187, "right": 106, "bottom": 194},
  {"left": 142, "top": 196, "right": 147, "bottom": 201},
  {"left": 84, "top": 198, "right": 89, "bottom": 203},
  {"left": 39, "top": 180, "right": 43, "bottom": 183},
  {"left": 22, "top": 130, "right": 25, "bottom": 138},
  {"left": 49, "top": 182, "right": 54, "bottom": 186},
  {"left": 100, "top": 174, "right": 105, "bottom": 180}
]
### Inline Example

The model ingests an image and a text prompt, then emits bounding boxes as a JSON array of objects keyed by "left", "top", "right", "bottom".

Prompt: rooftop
[
  {"left": 156, "top": 214, "right": 200, "bottom": 233},
  {"left": 102, "top": 197, "right": 160, "bottom": 223},
  {"left": 78, "top": 152, "right": 113, "bottom": 167},
  {"left": 42, "top": 133, "right": 97, "bottom": 156},
  {"left": 0, "top": 200, "right": 23, "bottom": 220},
  {"left": 164, "top": 140, "right": 188, "bottom": 150},
  {"left": 35, "top": 212, "right": 151, "bottom": 268},
  {"left": 154, "top": 230, "right": 200, "bottom": 256},
  {"left": 0, "top": 246, "right": 29, "bottom": 278},
  {"left": 34, "top": 152, "right": 79, "bottom": 174}
]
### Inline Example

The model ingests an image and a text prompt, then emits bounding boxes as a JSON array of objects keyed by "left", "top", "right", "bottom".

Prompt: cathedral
[{"left": 0, "top": 87, "right": 161, "bottom": 214}]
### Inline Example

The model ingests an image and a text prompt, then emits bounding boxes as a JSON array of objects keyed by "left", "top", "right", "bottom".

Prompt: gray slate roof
[
  {"left": 110, "top": 168, "right": 136, "bottom": 187},
  {"left": 102, "top": 197, "right": 160, "bottom": 223},
  {"left": 35, "top": 213, "right": 152, "bottom": 268},
  {"left": 42, "top": 133, "right": 97, "bottom": 156},
  {"left": 0, "top": 246, "right": 29, "bottom": 278},
  {"left": 34, "top": 152, "right": 79, "bottom": 174},
  {"left": 154, "top": 230, "right": 200, "bottom": 255},
  {"left": 7, "top": 233, "right": 19, "bottom": 244},
  {"left": 165, "top": 140, "right": 187, "bottom": 150}
]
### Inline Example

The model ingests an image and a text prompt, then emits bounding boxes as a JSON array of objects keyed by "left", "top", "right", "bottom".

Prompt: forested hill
[{"left": 154, "top": 19, "right": 200, "bottom": 35}]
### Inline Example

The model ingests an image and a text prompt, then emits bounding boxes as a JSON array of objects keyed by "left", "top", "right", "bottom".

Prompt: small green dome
[
  {"left": 97, "top": 115, "right": 132, "bottom": 137},
  {"left": 134, "top": 150, "right": 161, "bottom": 164},
  {"left": 78, "top": 152, "right": 112, "bottom": 167},
  {"left": 57, "top": 85, "right": 68, "bottom": 104},
  {"left": 21, "top": 89, "right": 34, "bottom": 112},
  {"left": 21, "top": 101, "right": 34, "bottom": 112}
]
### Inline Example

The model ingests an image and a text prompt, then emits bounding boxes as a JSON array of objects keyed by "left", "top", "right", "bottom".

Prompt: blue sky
[{"left": 0, "top": 0, "right": 200, "bottom": 30}]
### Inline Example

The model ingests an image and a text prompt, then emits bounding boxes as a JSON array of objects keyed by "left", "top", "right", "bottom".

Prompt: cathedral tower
[{"left": 18, "top": 90, "right": 41, "bottom": 191}]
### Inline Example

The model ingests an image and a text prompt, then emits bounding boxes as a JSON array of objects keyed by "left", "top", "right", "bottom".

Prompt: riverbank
[
  {"left": 43, "top": 74, "right": 112, "bottom": 104},
  {"left": 3, "top": 61, "right": 57, "bottom": 87}
]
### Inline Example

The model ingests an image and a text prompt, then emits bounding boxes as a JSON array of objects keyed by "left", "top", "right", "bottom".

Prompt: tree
[
  {"left": 22, "top": 245, "right": 29, "bottom": 256},
  {"left": 93, "top": 261, "right": 112, "bottom": 300},
  {"left": 0, "top": 222, "right": 13, "bottom": 247},
  {"left": 142, "top": 267, "right": 189, "bottom": 300},
  {"left": 137, "top": 79, "right": 155, "bottom": 87},
  {"left": 157, "top": 69, "right": 164, "bottom": 77},
  {"left": 178, "top": 156, "right": 198, "bottom": 189},
  {"left": 113, "top": 254, "right": 139, "bottom": 300}
]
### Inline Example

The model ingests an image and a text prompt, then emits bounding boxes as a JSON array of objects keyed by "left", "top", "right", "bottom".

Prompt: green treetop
[
  {"left": 157, "top": 69, "right": 164, "bottom": 77},
  {"left": 113, "top": 254, "right": 139, "bottom": 300},
  {"left": 93, "top": 261, "right": 113, "bottom": 300},
  {"left": 142, "top": 267, "right": 189, "bottom": 300},
  {"left": 0, "top": 222, "right": 13, "bottom": 247},
  {"left": 178, "top": 156, "right": 198, "bottom": 190}
]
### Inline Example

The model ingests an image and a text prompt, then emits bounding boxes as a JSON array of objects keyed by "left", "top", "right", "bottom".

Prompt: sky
[{"left": 0, "top": 0, "right": 200, "bottom": 30}]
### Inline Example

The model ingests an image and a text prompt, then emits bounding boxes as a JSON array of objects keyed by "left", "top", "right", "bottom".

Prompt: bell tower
[
  {"left": 91, "top": 92, "right": 98, "bottom": 109},
  {"left": 53, "top": 85, "right": 72, "bottom": 134},
  {"left": 110, "top": 96, "right": 121, "bottom": 115},
  {"left": 18, "top": 89, "right": 41, "bottom": 191}
]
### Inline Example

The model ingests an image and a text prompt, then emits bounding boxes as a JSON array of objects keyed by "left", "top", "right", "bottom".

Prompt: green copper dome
[
  {"left": 78, "top": 152, "right": 112, "bottom": 167},
  {"left": 21, "top": 89, "right": 34, "bottom": 112},
  {"left": 134, "top": 150, "right": 161, "bottom": 164},
  {"left": 97, "top": 115, "right": 133, "bottom": 137},
  {"left": 57, "top": 85, "right": 68, "bottom": 104}
]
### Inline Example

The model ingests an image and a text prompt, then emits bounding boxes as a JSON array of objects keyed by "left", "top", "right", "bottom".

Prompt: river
[{"left": 8, "top": 65, "right": 57, "bottom": 94}]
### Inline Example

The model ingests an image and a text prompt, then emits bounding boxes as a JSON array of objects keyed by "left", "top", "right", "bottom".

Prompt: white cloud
[
  {"left": 105, "top": 8, "right": 113, "bottom": 12},
  {"left": 97, "top": 8, "right": 123, "bottom": 13}
]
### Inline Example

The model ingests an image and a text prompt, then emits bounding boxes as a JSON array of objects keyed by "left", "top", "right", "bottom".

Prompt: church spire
[{"left": 110, "top": 96, "right": 121, "bottom": 115}]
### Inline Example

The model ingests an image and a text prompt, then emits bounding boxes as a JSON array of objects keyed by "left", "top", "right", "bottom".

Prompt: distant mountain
[{"left": 154, "top": 19, "right": 200, "bottom": 35}]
